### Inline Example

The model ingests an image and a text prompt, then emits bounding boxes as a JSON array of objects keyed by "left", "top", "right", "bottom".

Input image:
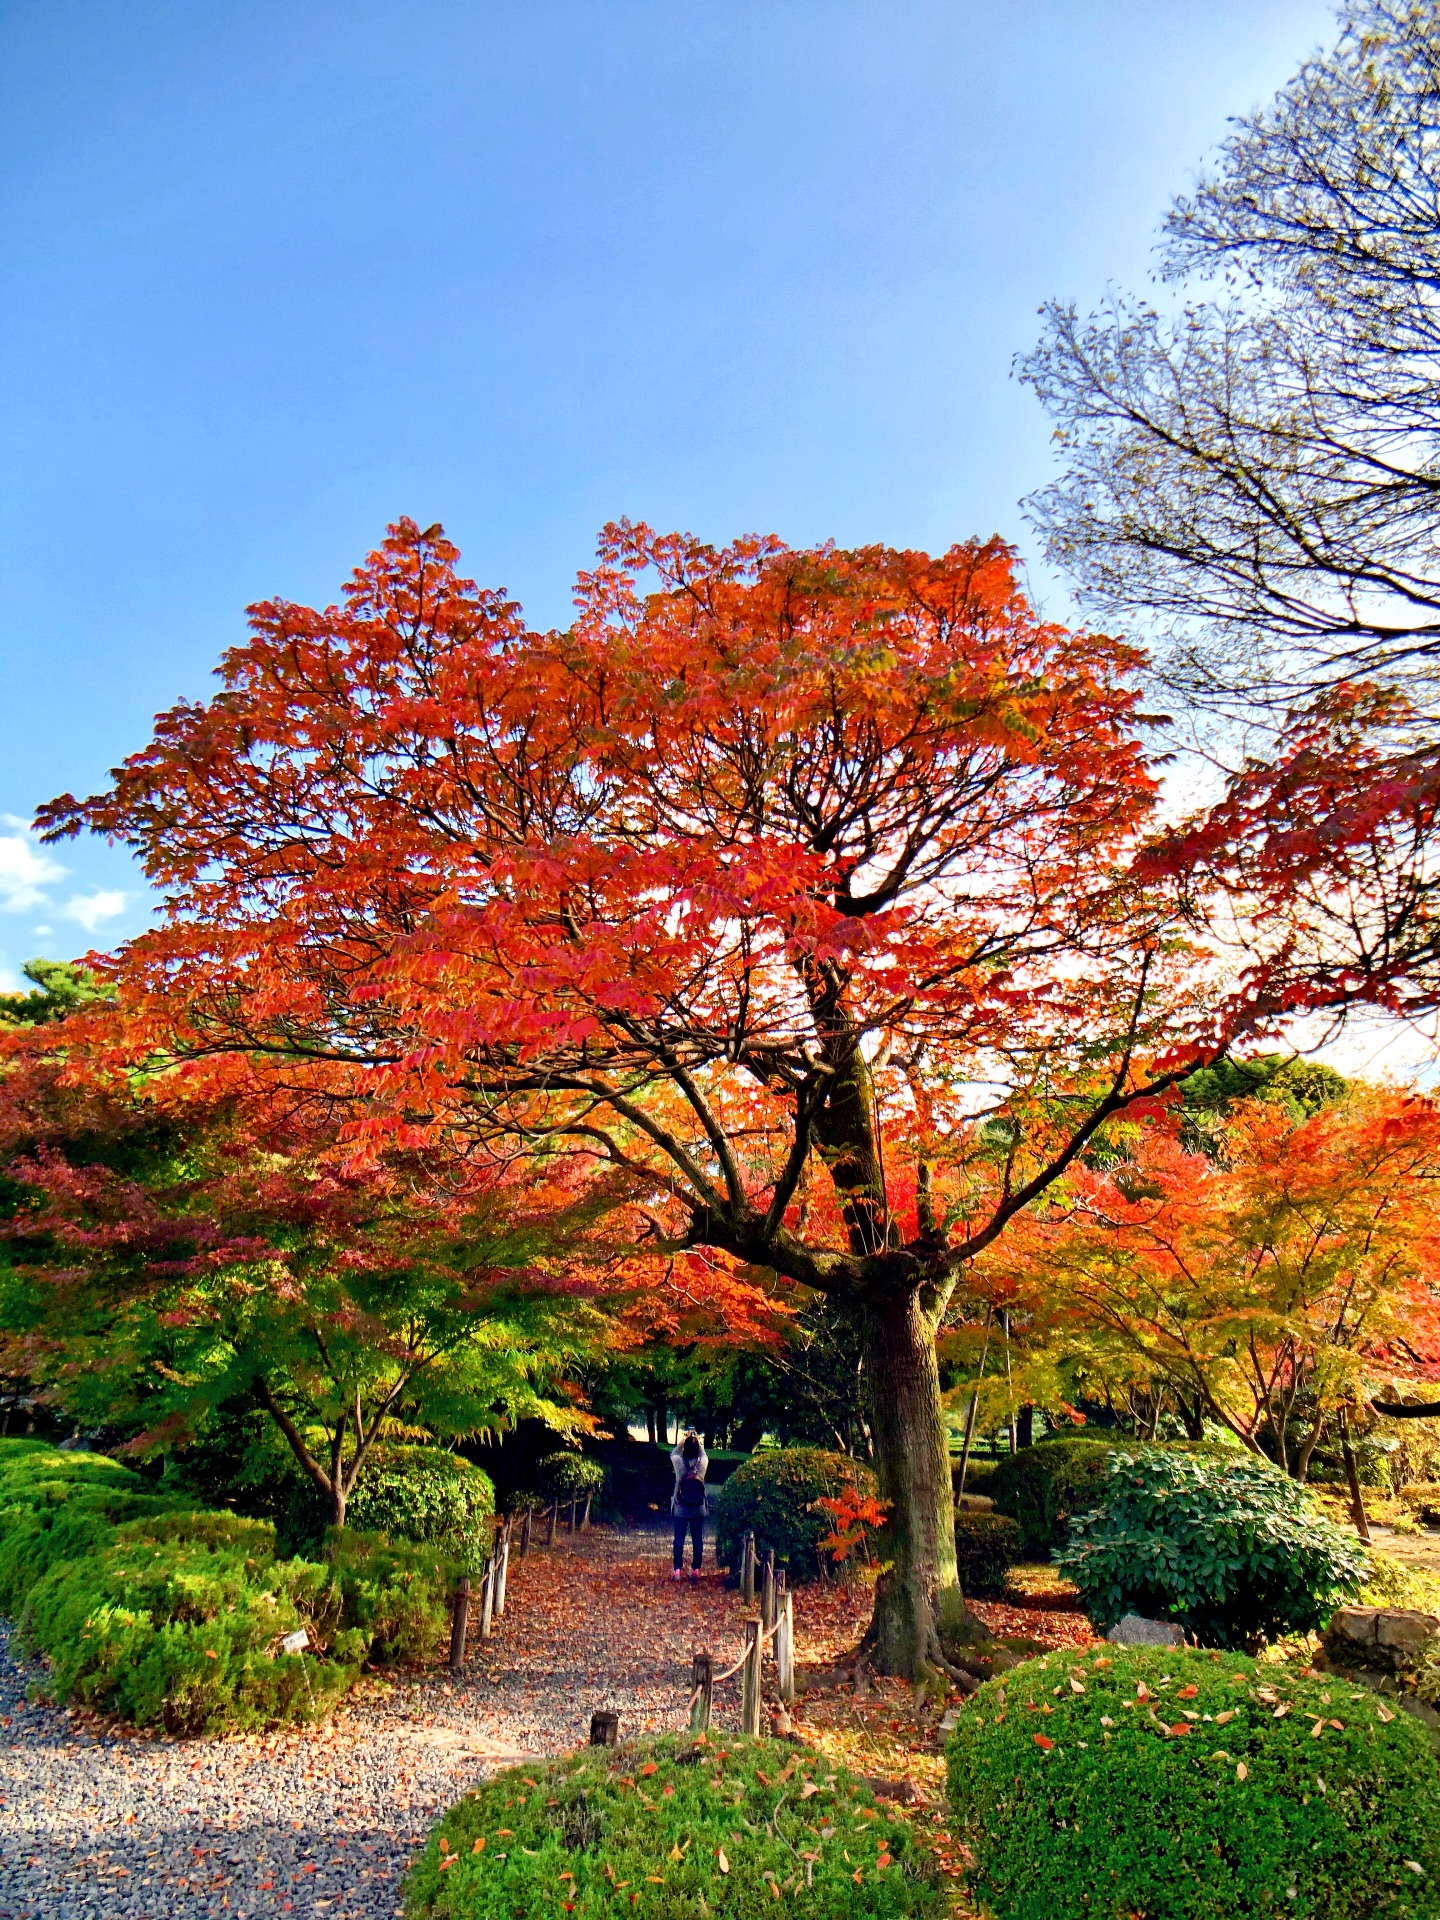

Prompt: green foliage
[
  {"left": 948, "top": 1646, "right": 1440, "bottom": 1920},
  {"left": 1179, "top": 1054, "right": 1348, "bottom": 1158},
  {"left": 714, "top": 1447, "right": 876, "bottom": 1582},
  {"left": 0, "top": 959, "right": 108, "bottom": 1029},
  {"left": 1360, "top": 1551, "right": 1440, "bottom": 1618},
  {"left": 988, "top": 1436, "right": 1220, "bottom": 1555},
  {"left": 953, "top": 1511, "right": 1023, "bottom": 1598},
  {"left": 404, "top": 1735, "right": 944, "bottom": 1919},
  {"left": 1057, "top": 1451, "right": 1368, "bottom": 1647},
  {"left": 532, "top": 1450, "right": 606, "bottom": 1505},
  {"left": 0, "top": 1439, "right": 452, "bottom": 1733},
  {"left": 346, "top": 1448, "right": 495, "bottom": 1571}
]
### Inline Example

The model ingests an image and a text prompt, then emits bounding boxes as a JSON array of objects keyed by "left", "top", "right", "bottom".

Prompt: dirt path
[{"left": 0, "top": 1523, "right": 756, "bottom": 1920}]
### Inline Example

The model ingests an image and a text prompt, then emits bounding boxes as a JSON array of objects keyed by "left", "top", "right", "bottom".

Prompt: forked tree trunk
[{"left": 858, "top": 1288, "right": 969, "bottom": 1677}]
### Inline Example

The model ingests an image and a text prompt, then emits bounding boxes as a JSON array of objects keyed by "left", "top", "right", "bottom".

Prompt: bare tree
[{"left": 1021, "top": 0, "right": 1440, "bottom": 723}]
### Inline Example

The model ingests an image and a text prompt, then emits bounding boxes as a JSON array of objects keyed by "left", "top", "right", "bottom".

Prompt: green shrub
[
  {"left": 405, "top": 1734, "right": 944, "bottom": 1919},
  {"left": 0, "top": 1439, "right": 453, "bottom": 1733},
  {"left": 714, "top": 1448, "right": 877, "bottom": 1582},
  {"left": 532, "top": 1450, "right": 606, "bottom": 1507},
  {"left": 953, "top": 1511, "right": 1022, "bottom": 1598},
  {"left": 947, "top": 1646, "right": 1440, "bottom": 1920},
  {"left": 1361, "top": 1551, "right": 1440, "bottom": 1617},
  {"left": 347, "top": 1448, "right": 495, "bottom": 1571},
  {"left": 1056, "top": 1450, "right": 1368, "bottom": 1647},
  {"left": 987, "top": 1436, "right": 1222, "bottom": 1554}
]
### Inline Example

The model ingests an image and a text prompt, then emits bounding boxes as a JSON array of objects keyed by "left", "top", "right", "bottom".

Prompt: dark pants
[{"left": 673, "top": 1515, "right": 703, "bottom": 1570}]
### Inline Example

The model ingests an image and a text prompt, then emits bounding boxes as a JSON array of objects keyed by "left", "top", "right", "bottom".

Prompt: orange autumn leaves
[{"left": 999, "top": 1086, "right": 1440, "bottom": 1453}]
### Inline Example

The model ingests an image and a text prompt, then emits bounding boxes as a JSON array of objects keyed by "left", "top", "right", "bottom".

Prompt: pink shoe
[
  {"left": 671, "top": 1568, "right": 683, "bottom": 1581},
  {"left": 688, "top": 1568, "right": 700, "bottom": 1581}
]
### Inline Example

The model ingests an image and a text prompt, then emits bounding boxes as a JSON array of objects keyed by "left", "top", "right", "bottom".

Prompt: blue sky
[{"left": 0, "top": 0, "right": 1336, "bottom": 991}]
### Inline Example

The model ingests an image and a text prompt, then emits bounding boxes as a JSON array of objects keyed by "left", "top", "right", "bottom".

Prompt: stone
[
  {"left": 1328, "top": 1607, "right": 1381, "bottom": 1649},
  {"left": 1325, "top": 1606, "right": 1439, "bottom": 1672},
  {"left": 1106, "top": 1613, "right": 1185, "bottom": 1648},
  {"left": 956, "top": 1492, "right": 995, "bottom": 1512},
  {"left": 1376, "top": 1610, "right": 1440, "bottom": 1660}
]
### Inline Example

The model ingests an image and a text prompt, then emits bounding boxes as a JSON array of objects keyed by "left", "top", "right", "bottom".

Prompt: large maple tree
[{"left": 44, "top": 519, "right": 1254, "bottom": 1677}]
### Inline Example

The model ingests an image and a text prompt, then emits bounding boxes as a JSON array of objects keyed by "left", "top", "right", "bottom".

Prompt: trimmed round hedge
[
  {"left": 714, "top": 1448, "right": 876, "bottom": 1582},
  {"left": 537, "top": 1451, "right": 610, "bottom": 1512},
  {"left": 986, "top": 1436, "right": 1222, "bottom": 1554},
  {"left": 348, "top": 1448, "right": 495, "bottom": 1570},
  {"left": 947, "top": 1645, "right": 1440, "bottom": 1920},
  {"left": 404, "top": 1734, "right": 943, "bottom": 1919},
  {"left": 0, "top": 1439, "right": 453, "bottom": 1734},
  {"left": 953, "top": 1510, "right": 1022, "bottom": 1598}
]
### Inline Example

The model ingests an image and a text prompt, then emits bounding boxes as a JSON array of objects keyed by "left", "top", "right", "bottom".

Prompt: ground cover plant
[
  {"left": 404, "top": 1734, "right": 944, "bottom": 1919},
  {"left": 715, "top": 1448, "right": 877, "bottom": 1581},
  {"left": 1056, "top": 1450, "right": 1368, "bottom": 1645},
  {"left": 0, "top": 1439, "right": 453, "bottom": 1732},
  {"left": 947, "top": 1645, "right": 1440, "bottom": 1920}
]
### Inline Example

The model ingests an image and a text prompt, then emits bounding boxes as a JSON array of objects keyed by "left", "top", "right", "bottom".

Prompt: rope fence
[{"left": 680, "top": 1530, "right": 795, "bottom": 1737}]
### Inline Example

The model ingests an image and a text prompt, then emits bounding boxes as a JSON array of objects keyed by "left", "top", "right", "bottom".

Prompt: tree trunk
[
  {"left": 1340, "top": 1410, "right": 1372, "bottom": 1543},
  {"left": 1017, "top": 1404, "right": 1034, "bottom": 1449},
  {"left": 859, "top": 1288, "right": 968, "bottom": 1678}
]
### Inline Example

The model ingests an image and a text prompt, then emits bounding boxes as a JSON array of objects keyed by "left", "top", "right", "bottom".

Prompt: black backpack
[{"left": 676, "top": 1466, "right": 706, "bottom": 1512}]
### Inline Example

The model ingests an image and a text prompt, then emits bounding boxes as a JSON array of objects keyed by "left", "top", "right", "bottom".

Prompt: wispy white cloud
[
  {"left": 61, "top": 889, "right": 127, "bottom": 934},
  {"left": 0, "top": 819, "right": 65, "bottom": 914}
]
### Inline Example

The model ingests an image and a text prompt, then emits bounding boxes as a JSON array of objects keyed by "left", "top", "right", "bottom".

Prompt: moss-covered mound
[
  {"left": 405, "top": 1735, "right": 944, "bottom": 1918},
  {"left": 947, "top": 1646, "right": 1440, "bottom": 1920}
]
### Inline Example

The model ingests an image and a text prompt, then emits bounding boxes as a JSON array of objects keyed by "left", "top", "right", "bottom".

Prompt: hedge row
[
  {"left": 405, "top": 1653, "right": 1440, "bottom": 1920},
  {"left": 0, "top": 1440, "right": 456, "bottom": 1734}
]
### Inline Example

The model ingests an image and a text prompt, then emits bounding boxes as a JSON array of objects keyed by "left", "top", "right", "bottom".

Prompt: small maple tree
[
  {"left": 43, "top": 519, "right": 1263, "bottom": 1676},
  {"left": 1001, "top": 1083, "right": 1440, "bottom": 1474},
  {"left": 0, "top": 1023, "right": 617, "bottom": 1526}
]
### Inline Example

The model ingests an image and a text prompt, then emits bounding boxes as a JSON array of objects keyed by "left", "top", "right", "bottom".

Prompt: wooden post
[
  {"left": 448, "top": 1576, "right": 471, "bottom": 1671},
  {"left": 740, "top": 1531, "right": 756, "bottom": 1605},
  {"left": 689, "top": 1651, "right": 713, "bottom": 1734},
  {"left": 761, "top": 1551, "right": 776, "bottom": 1638},
  {"left": 582, "top": 1492, "right": 593, "bottom": 1531},
  {"left": 547, "top": 1501, "right": 558, "bottom": 1546},
  {"left": 568, "top": 1496, "right": 578, "bottom": 1533},
  {"left": 777, "top": 1590, "right": 795, "bottom": 1704},
  {"left": 589, "top": 1710, "right": 620, "bottom": 1747},
  {"left": 520, "top": 1504, "right": 532, "bottom": 1557},
  {"left": 494, "top": 1522, "right": 511, "bottom": 1619},
  {"left": 740, "top": 1619, "right": 762, "bottom": 1736},
  {"left": 479, "top": 1550, "right": 496, "bottom": 1639}
]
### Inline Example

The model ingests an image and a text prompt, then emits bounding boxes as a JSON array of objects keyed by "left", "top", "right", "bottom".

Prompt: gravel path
[{"left": 0, "top": 1523, "right": 752, "bottom": 1920}]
